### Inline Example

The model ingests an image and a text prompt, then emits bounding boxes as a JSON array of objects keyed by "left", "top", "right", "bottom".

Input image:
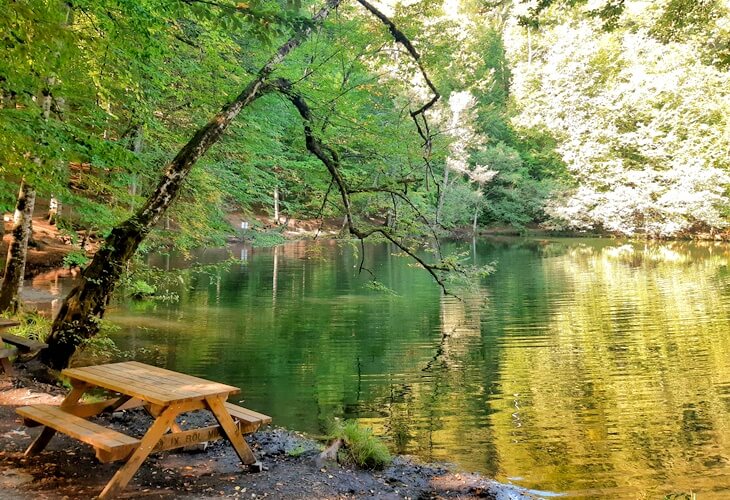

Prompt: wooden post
[
  {"left": 98, "top": 402, "right": 186, "bottom": 499},
  {"left": 25, "top": 382, "right": 88, "bottom": 456},
  {"left": 206, "top": 396, "right": 257, "bottom": 465}
]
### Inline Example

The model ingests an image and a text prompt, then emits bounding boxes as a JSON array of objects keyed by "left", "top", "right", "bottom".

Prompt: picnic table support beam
[
  {"left": 206, "top": 396, "right": 257, "bottom": 465},
  {"left": 0, "top": 356, "right": 13, "bottom": 377},
  {"left": 25, "top": 382, "right": 88, "bottom": 456},
  {"left": 99, "top": 401, "right": 187, "bottom": 499}
]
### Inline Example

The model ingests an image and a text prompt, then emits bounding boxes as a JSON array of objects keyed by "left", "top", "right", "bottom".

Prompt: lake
[{"left": 27, "top": 238, "right": 730, "bottom": 498}]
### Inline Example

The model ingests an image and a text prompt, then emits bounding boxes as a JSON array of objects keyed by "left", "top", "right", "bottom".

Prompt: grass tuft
[{"left": 330, "top": 420, "right": 391, "bottom": 470}]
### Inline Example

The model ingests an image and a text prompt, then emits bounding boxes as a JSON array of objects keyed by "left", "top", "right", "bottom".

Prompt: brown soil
[
  {"left": 0, "top": 368, "right": 537, "bottom": 500},
  {"left": 226, "top": 211, "right": 351, "bottom": 240},
  {"left": 1, "top": 216, "right": 81, "bottom": 279}
]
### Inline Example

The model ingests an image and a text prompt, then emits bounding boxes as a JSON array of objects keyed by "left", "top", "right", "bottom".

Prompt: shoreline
[
  {"left": 0, "top": 368, "right": 541, "bottom": 499},
  {"left": 7, "top": 213, "right": 730, "bottom": 281}
]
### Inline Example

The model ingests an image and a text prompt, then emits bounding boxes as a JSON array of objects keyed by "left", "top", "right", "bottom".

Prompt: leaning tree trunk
[
  {"left": 41, "top": 0, "right": 344, "bottom": 370},
  {"left": 0, "top": 180, "right": 36, "bottom": 313}
]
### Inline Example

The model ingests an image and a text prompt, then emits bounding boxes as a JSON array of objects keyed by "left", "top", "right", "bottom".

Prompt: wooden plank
[
  {"left": 0, "top": 356, "right": 13, "bottom": 377},
  {"left": 116, "top": 398, "right": 144, "bottom": 411},
  {"left": 126, "top": 361, "right": 240, "bottom": 392},
  {"left": 66, "top": 365, "right": 180, "bottom": 405},
  {"left": 64, "top": 363, "right": 232, "bottom": 405},
  {"left": 63, "top": 362, "right": 238, "bottom": 405},
  {"left": 224, "top": 402, "right": 271, "bottom": 432},
  {"left": 111, "top": 363, "right": 218, "bottom": 400},
  {"left": 0, "top": 320, "right": 20, "bottom": 329},
  {"left": 1, "top": 333, "right": 47, "bottom": 352},
  {"left": 0, "top": 347, "right": 18, "bottom": 359},
  {"left": 17, "top": 405, "right": 140, "bottom": 458},
  {"left": 206, "top": 396, "right": 256, "bottom": 465},
  {"left": 59, "top": 397, "right": 128, "bottom": 420},
  {"left": 99, "top": 400, "right": 193, "bottom": 499},
  {"left": 153, "top": 423, "right": 230, "bottom": 452},
  {"left": 1, "top": 346, "right": 17, "bottom": 376},
  {"left": 116, "top": 362, "right": 239, "bottom": 398},
  {"left": 25, "top": 384, "right": 88, "bottom": 456}
]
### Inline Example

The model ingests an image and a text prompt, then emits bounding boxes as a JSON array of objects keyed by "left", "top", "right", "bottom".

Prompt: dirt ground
[
  {"left": 0, "top": 369, "right": 539, "bottom": 500},
  {"left": 1, "top": 217, "right": 76, "bottom": 279}
]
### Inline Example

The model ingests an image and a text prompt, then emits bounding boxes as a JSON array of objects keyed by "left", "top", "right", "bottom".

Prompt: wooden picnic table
[{"left": 17, "top": 361, "right": 271, "bottom": 498}]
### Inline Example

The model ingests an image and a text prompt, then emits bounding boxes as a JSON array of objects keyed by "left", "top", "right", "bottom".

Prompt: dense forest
[
  {"left": 1, "top": 0, "right": 729, "bottom": 364},
  {"left": 3, "top": 0, "right": 728, "bottom": 242}
]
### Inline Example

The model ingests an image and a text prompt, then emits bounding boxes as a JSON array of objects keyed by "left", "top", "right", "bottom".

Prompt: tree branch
[{"left": 267, "top": 78, "right": 455, "bottom": 295}]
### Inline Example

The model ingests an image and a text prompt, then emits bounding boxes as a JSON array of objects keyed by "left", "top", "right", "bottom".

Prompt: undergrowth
[
  {"left": 249, "top": 231, "right": 287, "bottom": 248},
  {"left": 3, "top": 310, "right": 122, "bottom": 364},
  {"left": 3, "top": 311, "right": 50, "bottom": 342}
]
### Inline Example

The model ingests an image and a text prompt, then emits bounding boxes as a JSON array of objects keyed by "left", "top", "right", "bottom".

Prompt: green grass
[
  {"left": 287, "top": 445, "right": 309, "bottom": 458},
  {"left": 3, "top": 311, "right": 51, "bottom": 342},
  {"left": 249, "top": 231, "right": 287, "bottom": 248},
  {"left": 330, "top": 420, "right": 391, "bottom": 470}
]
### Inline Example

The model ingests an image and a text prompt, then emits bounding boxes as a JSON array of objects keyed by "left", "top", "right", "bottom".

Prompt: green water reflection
[{"left": 101, "top": 238, "right": 730, "bottom": 498}]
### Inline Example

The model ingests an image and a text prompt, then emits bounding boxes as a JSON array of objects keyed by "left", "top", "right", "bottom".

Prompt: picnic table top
[
  {"left": 0, "top": 319, "right": 20, "bottom": 329},
  {"left": 63, "top": 361, "right": 240, "bottom": 406}
]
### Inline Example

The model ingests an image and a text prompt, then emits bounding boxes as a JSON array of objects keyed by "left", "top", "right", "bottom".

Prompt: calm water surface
[{"left": 27, "top": 238, "right": 730, "bottom": 498}]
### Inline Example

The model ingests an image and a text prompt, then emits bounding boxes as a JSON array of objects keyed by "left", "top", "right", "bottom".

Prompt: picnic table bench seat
[
  {"left": 1, "top": 333, "right": 48, "bottom": 353},
  {"left": 225, "top": 402, "right": 272, "bottom": 433},
  {"left": 17, "top": 404, "right": 141, "bottom": 463}
]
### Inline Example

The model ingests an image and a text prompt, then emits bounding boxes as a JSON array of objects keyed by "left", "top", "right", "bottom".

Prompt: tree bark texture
[
  {"left": 436, "top": 165, "right": 449, "bottom": 224},
  {"left": 41, "top": 0, "right": 344, "bottom": 370},
  {"left": 0, "top": 180, "right": 36, "bottom": 313},
  {"left": 274, "top": 186, "right": 280, "bottom": 224}
]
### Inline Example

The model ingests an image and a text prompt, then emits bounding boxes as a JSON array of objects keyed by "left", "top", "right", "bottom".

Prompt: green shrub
[
  {"left": 63, "top": 250, "right": 89, "bottom": 269},
  {"left": 330, "top": 420, "right": 391, "bottom": 470},
  {"left": 250, "top": 231, "right": 287, "bottom": 248},
  {"left": 287, "top": 445, "right": 309, "bottom": 458},
  {"left": 127, "top": 279, "right": 156, "bottom": 299},
  {"left": 73, "top": 320, "right": 123, "bottom": 365}
]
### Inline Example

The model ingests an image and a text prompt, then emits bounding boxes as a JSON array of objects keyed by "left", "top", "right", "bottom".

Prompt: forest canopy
[{"left": 0, "top": 0, "right": 729, "bottom": 253}]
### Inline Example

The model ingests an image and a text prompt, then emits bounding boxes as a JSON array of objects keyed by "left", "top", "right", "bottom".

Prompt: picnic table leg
[
  {"left": 98, "top": 402, "right": 184, "bottom": 499},
  {"left": 206, "top": 396, "right": 257, "bottom": 465},
  {"left": 0, "top": 357, "right": 13, "bottom": 377},
  {"left": 25, "top": 382, "right": 88, "bottom": 456}
]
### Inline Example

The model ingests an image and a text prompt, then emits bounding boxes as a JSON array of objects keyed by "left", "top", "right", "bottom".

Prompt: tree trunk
[
  {"left": 128, "top": 125, "right": 143, "bottom": 203},
  {"left": 273, "top": 186, "right": 280, "bottom": 224},
  {"left": 0, "top": 180, "right": 36, "bottom": 314},
  {"left": 41, "top": 0, "right": 344, "bottom": 370},
  {"left": 436, "top": 165, "right": 449, "bottom": 224}
]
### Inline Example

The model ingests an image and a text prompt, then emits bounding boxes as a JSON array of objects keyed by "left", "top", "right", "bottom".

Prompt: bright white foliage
[
  {"left": 504, "top": 4, "right": 730, "bottom": 236},
  {"left": 446, "top": 91, "right": 497, "bottom": 185}
]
